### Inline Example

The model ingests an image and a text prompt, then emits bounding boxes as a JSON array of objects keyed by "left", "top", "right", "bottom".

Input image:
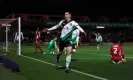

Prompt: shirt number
[{"left": 113, "top": 48, "right": 117, "bottom": 54}]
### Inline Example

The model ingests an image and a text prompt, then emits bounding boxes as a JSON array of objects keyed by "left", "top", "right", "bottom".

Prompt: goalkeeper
[{"left": 44, "top": 37, "right": 59, "bottom": 54}]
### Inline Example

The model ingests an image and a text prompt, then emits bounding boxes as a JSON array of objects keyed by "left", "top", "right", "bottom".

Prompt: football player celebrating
[
  {"left": 34, "top": 28, "right": 43, "bottom": 54},
  {"left": 44, "top": 12, "right": 86, "bottom": 73},
  {"left": 110, "top": 36, "right": 126, "bottom": 64}
]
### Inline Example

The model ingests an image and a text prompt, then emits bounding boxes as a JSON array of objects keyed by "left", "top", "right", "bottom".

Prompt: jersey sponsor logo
[{"left": 70, "top": 23, "right": 72, "bottom": 26}]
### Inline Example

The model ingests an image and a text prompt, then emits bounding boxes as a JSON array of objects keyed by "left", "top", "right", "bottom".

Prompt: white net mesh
[{"left": 0, "top": 18, "right": 20, "bottom": 55}]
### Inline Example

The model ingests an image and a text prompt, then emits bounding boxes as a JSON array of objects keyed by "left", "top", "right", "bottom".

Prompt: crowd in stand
[
  {"left": 86, "top": 16, "right": 133, "bottom": 23},
  {"left": 1, "top": 15, "right": 133, "bottom": 44},
  {"left": 21, "top": 28, "right": 133, "bottom": 44}
]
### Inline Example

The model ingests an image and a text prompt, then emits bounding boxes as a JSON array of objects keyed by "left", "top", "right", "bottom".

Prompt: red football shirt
[
  {"left": 35, "top": 31, "right": 40, "bottom": 40},
  {"left": 35, "top": 31, "right": 41, "bottom": 45},
  {"left": 110, "top": 44, "right": 124, "bottom": 60}
]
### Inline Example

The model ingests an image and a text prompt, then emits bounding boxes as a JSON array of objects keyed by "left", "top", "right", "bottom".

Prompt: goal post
[
  {"left": 5, "top": 24, "right": 11, "bottom": 52},
  {"left": 18, "top": 17, "right": 21, "bottom": 55},
  {"left": 0, "top": 17, "right": 21, "bottom": 56}
]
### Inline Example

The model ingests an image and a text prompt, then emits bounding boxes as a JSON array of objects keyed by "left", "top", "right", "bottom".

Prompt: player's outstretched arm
[
  {"left": 14, "top": 33, "right": 17, "bottom": 42},
  {"left": 74, "top": 22, "right": 86, "bottom": 35},
  {"left": 43, "top": 20, "right": 64, "bottom": 32},
  {"left": 43, "top": 25, "right": 58, "bottom": 32},
  {"left": 21, "top": 32, "right": 24, "bottom": 40},
  {"left": 120, "top": 46, "right": 125, "bottom": 58},
  {"left": 48, "top": 25, "right": 59, "bottom": 31}
]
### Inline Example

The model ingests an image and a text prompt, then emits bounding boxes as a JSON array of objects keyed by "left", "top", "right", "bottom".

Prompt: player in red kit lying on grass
[{"left": 110, "top": 39, "right": 126, "bottom": 64}]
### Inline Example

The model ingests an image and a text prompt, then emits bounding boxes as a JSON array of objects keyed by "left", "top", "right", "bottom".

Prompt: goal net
[{"left": 0, "top": 17, "right": 21, "bottom": 56}]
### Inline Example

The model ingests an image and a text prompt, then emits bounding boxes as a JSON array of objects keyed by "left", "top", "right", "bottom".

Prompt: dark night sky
[{"left": 1, "top": 0, "right": 133, "bottom": 18}]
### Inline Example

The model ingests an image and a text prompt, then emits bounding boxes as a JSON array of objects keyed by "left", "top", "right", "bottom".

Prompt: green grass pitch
[{"left": 0, "top": 45, "right": 133, "bottom": 80}]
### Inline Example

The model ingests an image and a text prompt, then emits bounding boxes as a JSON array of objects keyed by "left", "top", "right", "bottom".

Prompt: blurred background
[{"left": 1, "top": 0, "right": 133, "bottom": 45}]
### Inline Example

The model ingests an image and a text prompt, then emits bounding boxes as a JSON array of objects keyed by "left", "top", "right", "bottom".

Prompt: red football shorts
[
  {"left": 35, "top": 38, "right": 40, "bottom": 45},
  {"left": 111, "top": 55, "right": 122, "bottom": 61}
]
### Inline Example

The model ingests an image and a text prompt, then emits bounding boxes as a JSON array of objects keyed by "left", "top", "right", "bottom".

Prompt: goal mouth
[{"left": 0, "top": 18, "right": 21, "bottom": 56}]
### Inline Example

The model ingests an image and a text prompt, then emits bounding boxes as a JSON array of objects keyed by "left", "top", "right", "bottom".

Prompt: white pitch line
[{"left": 21, "top": 55, "right": 108, "bottom": 80}]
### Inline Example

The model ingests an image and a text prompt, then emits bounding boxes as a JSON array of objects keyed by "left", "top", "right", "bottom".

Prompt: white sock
[
  {"left": 97, "top": 47, "right": 99, "bottom": 51},
  {"left": 53, "top": 51, "right": 55, "bottom": 54},
  {"left": 66, "top": 54, "right": 72, "bottom": 68},
  {"left": 64, "top": 48, "right": 66, "bottom": 54}
]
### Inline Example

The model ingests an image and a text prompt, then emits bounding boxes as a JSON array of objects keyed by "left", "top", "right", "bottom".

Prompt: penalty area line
[{"left": 21, "top": 55, "right": 108, "bottom": 80}]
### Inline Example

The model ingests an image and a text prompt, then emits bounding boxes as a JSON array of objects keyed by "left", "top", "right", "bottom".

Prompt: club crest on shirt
[{"left": 70, "top": 23, "right": 72, "bottom": 26}]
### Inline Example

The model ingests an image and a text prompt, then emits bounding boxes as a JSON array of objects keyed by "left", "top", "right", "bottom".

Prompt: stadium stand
[{"left": 6, "top": 14, "right": 133, "bottom": 45}]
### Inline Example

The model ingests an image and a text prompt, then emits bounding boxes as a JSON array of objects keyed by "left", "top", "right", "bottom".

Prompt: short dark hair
[{"left": 65, "top": 12, "right": 72, "bottom": 15}]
